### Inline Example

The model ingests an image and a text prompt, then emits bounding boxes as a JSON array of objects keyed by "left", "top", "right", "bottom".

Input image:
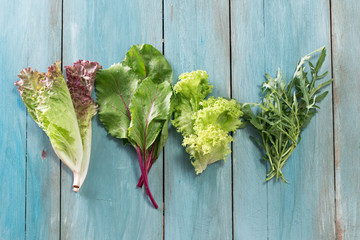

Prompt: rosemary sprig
[{"left": 243, "top": 47, "right": 332, "bottom": 182}]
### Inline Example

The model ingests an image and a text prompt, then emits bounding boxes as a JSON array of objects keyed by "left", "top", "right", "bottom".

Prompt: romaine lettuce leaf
[
  {"left": 16, "top": 62, "right": 82, "bottom": 172},
  {"left": 15, "top": 60, "right": 101, "bottom": 191},
  {"left": 65, "top": 60, "right": 101, "bottom": 189}
]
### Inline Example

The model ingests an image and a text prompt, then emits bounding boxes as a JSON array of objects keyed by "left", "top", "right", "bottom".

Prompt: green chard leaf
[
  {"left": 123, "top": 44, "right": 173, "bottom": 84},
  {"left": 96, "top": 44, "right": 173, "bottom": 139},
  {"left": 243, "top": 47, "right": 332, "bottom": 182},
  {"left": 96, "top": 44, "right": 173, "bottom": 209},
  {"left": 128, "top": 78, "right": 172, "bottom": 151},
  {"left": 96, "top": 64, "right": 140, "bottom": 139}
]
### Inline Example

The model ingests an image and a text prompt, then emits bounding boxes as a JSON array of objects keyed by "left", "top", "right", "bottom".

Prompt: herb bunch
[{"left": 243, "top": 47, "right": 332, "bottom": 182}]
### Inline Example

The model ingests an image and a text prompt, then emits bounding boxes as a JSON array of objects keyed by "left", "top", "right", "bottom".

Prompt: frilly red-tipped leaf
[
  {"left": 65, "top": 60, "right": 102, "bottom": 94},
  {"left": 65, "top": 60, "right": 102, "bottom": 189},
  {"left": 65, "top": 60, "right": 101, "bottom": 132},
  {"left": 15, "top": 60, "right": 101, "bottom": 192}
]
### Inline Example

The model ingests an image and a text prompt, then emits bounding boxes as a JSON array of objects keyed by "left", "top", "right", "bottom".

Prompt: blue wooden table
[{"left": 1, "top": 0, "right": 359, "bottom": 239}]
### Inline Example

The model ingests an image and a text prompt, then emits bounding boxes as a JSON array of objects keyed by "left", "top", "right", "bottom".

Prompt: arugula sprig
[{"left": 243, "top": 47, "right": 332, "bottom": 182}]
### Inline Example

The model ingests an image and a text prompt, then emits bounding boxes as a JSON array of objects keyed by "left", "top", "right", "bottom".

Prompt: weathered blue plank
[
  {"left": 231, "top": 1, "right": 268, "bottom": 239},
  {"left": 24, "top": 1, "right": 62, "bottom": 239},
  {"left": 164, "top": 1, "right": 232, "bottom": 239},
  {"left": 0, "top": 1, "right": 26, "bottom": 238},
  {"left": 0, "top": 0, "right": 61, "bottom": 239},
  {"left": 2, "top": 0, "right": 355, "bottom": 239},
  {"left": 332, "top": 1, "right": 360, "bottom": 239},
  {"left": 61, "top": 0, "right": 164, "bottom": 239},
  {"left": 264, "top": 1, "right": 335, "bottom": 239}
]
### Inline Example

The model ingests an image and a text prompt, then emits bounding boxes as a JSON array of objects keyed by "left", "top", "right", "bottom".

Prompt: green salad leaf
[
  {"left": 15, "top": 60, "right": 101, "bottom": 191},
  {"left": 95, "top": 64, "right": 139, "bottom": 139},
  {"left": 122, "top": 44, "right": 173, "bottom": 84},
  {"left": 243, "top": 47, "right": 332, "bottom": 182},
  {"left": 128, "top": 78, "right": 172, "bottom": 150},
  {"left": 172, "top": 70, "right": 212, "bottom": 136},
  {"left": 65, "top": 60, "right": 102, "bottom": 189},
  {"left": 172, "top": 70, "right": 245, "bottom": 174},
  {"left": 96, "top": 44, "right": 173, "bottom": 208}
]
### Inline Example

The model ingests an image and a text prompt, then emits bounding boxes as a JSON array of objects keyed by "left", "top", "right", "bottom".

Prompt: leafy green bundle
[
  {"left": 243, "top": 47, "right": 332, "bottom": 182},
  {"left": 15, "top": 60, "right": 102, "bottom": 191},
  {"left": 96, "top": 44, "right": 173, "bottom": 209},
  {"left": 172, "top": 70, "right": 245, "bottom": 174}
]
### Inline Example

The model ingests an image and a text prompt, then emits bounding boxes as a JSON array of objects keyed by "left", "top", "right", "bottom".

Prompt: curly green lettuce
[
  {"left": 172, "top": 71, "right": 245, "bottom": 174},
  {"left": 172, "top": 70, "right": 212, "bottom": 136}
]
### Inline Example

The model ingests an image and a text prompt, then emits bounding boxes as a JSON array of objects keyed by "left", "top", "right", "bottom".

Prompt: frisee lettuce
[
  {"left": 15, "top": 60, "right": 101, "bottom": 191},
  {"left": 172, "top": 70, "right": 245, "bottom": 174}
]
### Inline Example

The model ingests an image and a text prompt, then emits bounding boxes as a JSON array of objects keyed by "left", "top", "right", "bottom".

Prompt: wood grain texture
[
  {"left": 0, "top": 0, "right": 61, "bottom": 239},
  {"left": 61, "top": 0, "right": 163, "bottom": 239},
  {"left": 0, "top": 0, "right": 26, "bottom": 238},
  {"left": 4, "top": 0, "right": 360, "bottom": 239},
  {"left": 264, "top": 1, "right": 335, "bottom": 239},
  {"left": 231, "top": 1, "right": 268, "bottom": 239},
  {"left": 25, "top": 1, "right": 62, "bottom": 239},
  {"left": 332, "top": 1, "right": 360, "bottom": 239},
  {"left": 164, "top": 0, "right": 232, "bottom": 239}
]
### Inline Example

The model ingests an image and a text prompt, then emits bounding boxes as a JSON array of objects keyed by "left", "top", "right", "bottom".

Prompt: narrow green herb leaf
[
  {"left": 315, "top": 91, "right": 329, "bottom": 103},
  {"left": 243, "top": 47, "right": 332, "bottom": 182}
]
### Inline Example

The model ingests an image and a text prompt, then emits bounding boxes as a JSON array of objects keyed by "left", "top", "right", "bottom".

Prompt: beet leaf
[{"left": 96, "top": 44, "right": 173, "bottom": 208}]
